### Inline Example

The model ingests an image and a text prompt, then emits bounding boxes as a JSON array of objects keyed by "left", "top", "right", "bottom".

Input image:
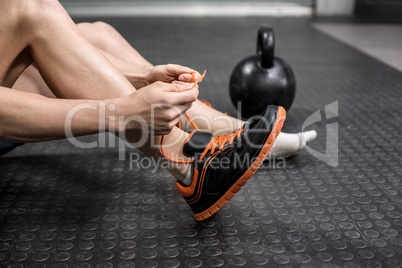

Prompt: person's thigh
[
  {"left": 12, "top": 65, "right": 56, "bottom": 98},
  {"left": 2, "top": 0, "right": 135, "bottom": 100},
  {"left": 77, "top": 22, "right": 153, "bottom": 67},
  {"left": 0, "top": 1, "right": 34, "bottom": 88},
  {"left": 0, "top": 1, "right": 39, "bottom": 155}
]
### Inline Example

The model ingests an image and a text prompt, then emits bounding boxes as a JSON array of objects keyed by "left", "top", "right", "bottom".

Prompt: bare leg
[
  {"left": 3, "top": 0, "right": 194, "bottom": 181},
  {"left": 12, "top": 65, "right": 55, "bottom": 98},
  {"left": 13, "top": 21, "right": 240, "bottom": 134},
  {"left": 77, "top": 22, "right": 244, "bottom": 134},
  {"left": 13, "top": 21, "right": 152, "bottom": 96},
  {"left": 77, "top": 21, "right": 153, "bottom": 67}
]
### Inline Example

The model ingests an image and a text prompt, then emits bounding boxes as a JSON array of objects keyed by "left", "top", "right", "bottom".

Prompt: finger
[
  {"left": 162, "top": 81, "right": 190, "bottom": 93},
  {"left": 171, "top": 81, "right": 199, "bottom": 92},
  {"left": 173, "top": 87, "right": 199, "bottom": 105},
  {"left": 175, "top": 102, "right": 193, "bottom": 114},
  {"left": 178, "top": 73, "right": 193, "bottom": 82},
  {"left": 178, "top": 71, "right": 201, "bottom": 82},
  {"left": 162, "top": 86, "right": 198, "bottom": 106},
  {"left": 167, "top": 64, "right": 194, "bottom": 74},
  {"left": 166, "top": 64, "right": 195, "bottom": 79}
]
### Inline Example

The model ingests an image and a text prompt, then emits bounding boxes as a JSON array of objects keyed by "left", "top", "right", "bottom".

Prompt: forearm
[
  {"left": 0, "top": 87, "right": 118, "bottom": 143},
  {"left": 100, "top": 49, "right": 152, "bottom": 89}
]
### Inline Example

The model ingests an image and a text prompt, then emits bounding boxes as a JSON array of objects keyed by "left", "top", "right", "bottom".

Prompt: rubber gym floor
[{"left": 1, "top": 17, "right": 402, "bottom": 268}]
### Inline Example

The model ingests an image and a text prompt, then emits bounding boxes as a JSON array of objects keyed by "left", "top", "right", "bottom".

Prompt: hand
[
  {"left": 147, "top": 64, "right": 201, "bottom": 85},
  {"left": 118, "top": 81, "right": 199, "bottom": 135}
]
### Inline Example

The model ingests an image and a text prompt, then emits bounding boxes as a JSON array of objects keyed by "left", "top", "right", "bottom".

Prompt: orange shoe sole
[{"left": 193, "top": 107, "right": 286, "bottom": 221}]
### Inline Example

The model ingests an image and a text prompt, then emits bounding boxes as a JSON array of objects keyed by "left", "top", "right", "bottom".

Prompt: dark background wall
[{"left": 355, "top": 0, "right": 402, "bottom": 22}]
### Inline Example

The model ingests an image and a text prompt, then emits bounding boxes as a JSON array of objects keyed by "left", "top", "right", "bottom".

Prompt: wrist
[
  {"left": 105, "top": 98, "right": 125, "bottom": 133},
  {"left": 107, "top": 94, "right": 143, "bottom": 133},
  {"left": 144, "top": 66, "right": 153, "bottom": 86},
  {"left": 125, "top": 66, "right": 153, "bottom": 89}
]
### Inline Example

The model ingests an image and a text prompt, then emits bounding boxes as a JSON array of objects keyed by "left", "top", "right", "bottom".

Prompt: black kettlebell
[{"left": 229, "top": 25, "right": 296, "bottom": 118}]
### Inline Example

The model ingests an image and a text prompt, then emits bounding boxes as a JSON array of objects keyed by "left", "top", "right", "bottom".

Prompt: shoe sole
[{"left": 193, "top": 106, "right": 286, "bottom": 221}]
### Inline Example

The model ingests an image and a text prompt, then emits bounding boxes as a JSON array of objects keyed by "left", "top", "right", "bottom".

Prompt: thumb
[
  {"left": 163, "top": 65, "right": 200, "bottom": 82},
  {"left": 178, "top": 73, "right": 195, "bottom": 82},
  {"left": 178, "top": 71, "right": 202, "bottom": 83},
  {"left": 166, "top": 64, "right": 193, "bottom": 75}
]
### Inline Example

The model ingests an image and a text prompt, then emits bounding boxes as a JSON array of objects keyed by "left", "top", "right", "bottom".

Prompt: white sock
[
  {"left": 182, "top": 167, "right": 193, "bottom": 186},
  {"left": 268, "top": 130, "right": 317, "bottom": 159}
]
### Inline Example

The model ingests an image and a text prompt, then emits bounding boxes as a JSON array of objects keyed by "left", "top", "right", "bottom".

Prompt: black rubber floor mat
[{"left": 1, "top": 17, "right": 402, "bottom": 267}]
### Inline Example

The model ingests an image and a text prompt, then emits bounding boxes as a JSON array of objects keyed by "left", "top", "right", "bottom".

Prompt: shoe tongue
[{"left": 183, "top": 131, "right": 214, "bottom": 156}]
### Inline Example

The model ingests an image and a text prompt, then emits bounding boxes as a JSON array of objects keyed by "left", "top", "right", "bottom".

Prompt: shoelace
[
  {"left": 161, "top": 70, "right": 205, "bottom": 164},
  {"left": 177, "top": 99, "right": 219, "bottom": 130},
  {"left": 198, "top": 125, "right": 244, "bottom": 161}
]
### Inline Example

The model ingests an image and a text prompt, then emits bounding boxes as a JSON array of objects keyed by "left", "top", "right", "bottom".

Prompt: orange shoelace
[
  {"left": 198, "top": 125, "right": 244, "bottom": 161},
  {"left": 161, "top": 70, "right": 206, "bottom": 164},
  {"left": 179, "top": 100, "right": 214, "bottom": 130},
  {"left": 184, "top": 70, "right": 206, "bottom": 130}
]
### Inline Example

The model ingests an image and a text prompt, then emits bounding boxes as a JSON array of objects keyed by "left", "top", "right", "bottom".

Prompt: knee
[
  {"left": 79, "top": 21, "right": 117, "bottom": 46},
  {"left": 77, "top": 21, "right": 111, "bottom": 34},
  {"left": 93, "top": 21, "right": 115, "bottom": 33},
  {"left": 77, "top": 22, "right": 106, "bottom": 44},
  {"left": 93, "top": 21, "right": 122, "bottom": 40},
  {"left": 77, "top": 22, "right": 98, "bottom": 34}
]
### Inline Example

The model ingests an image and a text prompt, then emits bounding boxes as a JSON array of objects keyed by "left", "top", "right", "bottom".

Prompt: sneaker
[{"left": 175, "top": 105, "right": 286, "bottom": 221}]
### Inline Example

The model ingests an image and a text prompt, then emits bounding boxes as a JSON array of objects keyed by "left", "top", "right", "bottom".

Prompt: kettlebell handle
[{"left": 257, "top": 25, "right": 275, "bottom": 69}]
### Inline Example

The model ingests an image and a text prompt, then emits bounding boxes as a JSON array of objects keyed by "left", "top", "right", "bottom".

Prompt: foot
[
  {"left": 268, "top": 130, "right": 317, "bottom": 159},
  {"left": 175, "top": 105, "right": 286, "bottom": 221}
]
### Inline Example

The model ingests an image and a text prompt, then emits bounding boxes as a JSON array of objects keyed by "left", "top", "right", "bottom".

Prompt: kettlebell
[{"left": 229, "top": 25, "right": 296, "bottom": 118}]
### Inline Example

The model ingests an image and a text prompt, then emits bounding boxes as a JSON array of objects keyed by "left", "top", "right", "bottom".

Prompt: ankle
[
  {"left": 159, "top": 129, "right": 191, "bottom": 159},
  {"left": 159, "top": 128, "right": 195, "bottom": 182},
  {"left": 168, "top": 162, "right": 191, "bottom": 182}
]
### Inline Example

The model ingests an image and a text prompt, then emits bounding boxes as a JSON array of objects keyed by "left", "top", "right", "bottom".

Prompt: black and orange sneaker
[{"left": 175, "top": 105, "right": 286, "bottom": 221}]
